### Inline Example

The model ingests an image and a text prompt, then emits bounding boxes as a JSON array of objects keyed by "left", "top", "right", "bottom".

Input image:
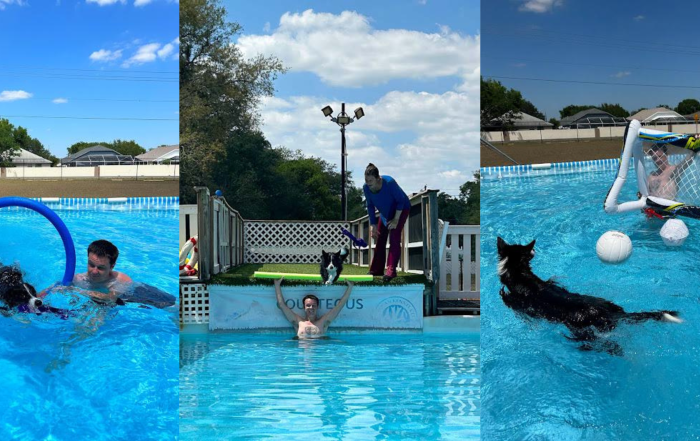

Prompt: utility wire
[
  {"left": 486, "top": 75, "right": 700, "bottom": 90},
  {"left": 0, "top": 72, "right": 177, "bottom": 83},
  {"left": 0, "top": 64, "right": 178, "bottom": 75},
  {"left": 483, "top": 28, "right": 700, "bottom": 57},
  {"left": 26, "top": 97, "right": 178, "bottom": 103},
  {"left": 483, "top": 55, "right": 700, "bottom": 76},
  {"left": 0, "top": 114, "right": 178, "bottom": 121}
]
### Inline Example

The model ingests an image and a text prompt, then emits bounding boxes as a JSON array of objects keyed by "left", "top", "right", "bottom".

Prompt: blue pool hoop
[{"left": 0, "top": 197, "right": 76, "bottom": 285}]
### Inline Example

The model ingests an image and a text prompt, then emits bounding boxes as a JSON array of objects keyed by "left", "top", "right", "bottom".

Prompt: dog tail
[{"left": 623, "top": 310, "right": 683, "bottom": 324}]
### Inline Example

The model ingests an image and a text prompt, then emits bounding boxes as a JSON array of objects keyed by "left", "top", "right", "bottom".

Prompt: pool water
[
  {"left": 481, "top": 169, "right": 700, "bottom": 440},
  {"left": 180, "top": 333, "right": 480, "bottom": 440},
  {"left": 0, "top": 201, "right": 178, "bottom": 440}
]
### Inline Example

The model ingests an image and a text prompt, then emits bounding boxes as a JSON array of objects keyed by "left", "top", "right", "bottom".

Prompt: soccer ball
[{"left": 596, "top": 231, "right": 632, "bottom": 263}]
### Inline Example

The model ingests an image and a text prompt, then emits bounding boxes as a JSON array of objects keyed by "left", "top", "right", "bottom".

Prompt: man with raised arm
[
  {"left": 646, "top": 143, "right": 698, "bottom": 201},
  {"left": 274, "top": 278, "right": 354, "bottom": 339}
]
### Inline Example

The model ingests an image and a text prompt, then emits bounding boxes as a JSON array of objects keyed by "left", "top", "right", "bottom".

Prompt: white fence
[
  {"left": 482, "top": 123, "right": 699, "bottom": 143},
  {"left": 439, "top": 224, "right": 480, "bottom": 301},
  {"left": 1, "top": 164, "right": 179, "bottom": 179}
]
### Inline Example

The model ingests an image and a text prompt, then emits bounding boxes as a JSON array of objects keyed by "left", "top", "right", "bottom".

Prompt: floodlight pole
[
  {"left": 322, "top": 102, "right": 364, "bottom": 221},
  {"left": 340, "top": 103, "right": 347, "bottom": 221}
]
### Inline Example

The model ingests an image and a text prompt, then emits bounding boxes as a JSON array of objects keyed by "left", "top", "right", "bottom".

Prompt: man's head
[
  {"left": 650, "top": 144, "right": 669, "bottom": 168},
  {"left": 302, "top": 294, "right": 319, "bottom": 320},
  {"left": 87, "top": 240, "right": 119, "bottom": 284},
  {"left": 365, "top": 163, "right": 382, "bottom": 192}
]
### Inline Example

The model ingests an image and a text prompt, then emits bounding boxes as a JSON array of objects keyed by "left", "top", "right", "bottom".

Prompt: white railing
[{"left": 439, "top": 224, "right": 480, "bottom": 301}]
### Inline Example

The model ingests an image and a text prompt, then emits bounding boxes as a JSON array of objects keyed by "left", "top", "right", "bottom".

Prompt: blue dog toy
[{"left": 341, "top": 227, "right": 368, "bottom": 248}]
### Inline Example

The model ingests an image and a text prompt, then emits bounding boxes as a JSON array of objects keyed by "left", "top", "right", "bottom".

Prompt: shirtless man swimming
[
  {"left": 646, "top": 143, "right": 697, "bottom": 200},
  {"left": 73, "top": 239, "right": 132, "bottom": 303},
  {"left": 274, "top": 278, "right": 353, "bottom": 339}
]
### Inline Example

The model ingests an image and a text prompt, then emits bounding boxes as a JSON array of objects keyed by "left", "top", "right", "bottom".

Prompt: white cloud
[
  {"left": 238, "top": 9, "right": 479, "bottom": 88},
  {"left": 257, "top": 89, "right": 479, "bottom": 196},
  {"left": 52, "top": 98, "right": 68, "bottom": 104},
  {"left": 263, "top": 22, "right": 271, "bottom": 32},
  {"left": 612, "top": 71, "right": 631, "bottom": 78},
  {"left": 89, "top": 49, "right": 123, "bottom": 62},
  {"left": 514, "top": 63, "right": 527, "bottom": 68},
  {"left": 0, "top": 0, "right": 27, "bottom": 10},
  {"left": 122, "top": 43, "right": 160, "bottom": 67},
  {"left": 157, "top": 43, "right": 175, "bottom": 59},
  {"left": 0, "top": 90, "right": 32, "bottom": 101},
  {"left": 86, "top": 0, "right": 125, "bottom": 5},
  {"left": 634, "top": 15, "right": 644, "bottom": 21},
  {"left": 518, "top": 0, "right": 563, "bottom": 13}
]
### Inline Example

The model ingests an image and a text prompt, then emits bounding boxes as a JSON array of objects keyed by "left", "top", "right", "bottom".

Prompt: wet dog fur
[
  {"left": 320, "top": 247, "right": 349, "bottom": 285},
  {"left": 0, "top": 265, "right": 42, "bottom": 312},
  {"left": 497, "top": 237, "right": 682, "bottom": 355}
]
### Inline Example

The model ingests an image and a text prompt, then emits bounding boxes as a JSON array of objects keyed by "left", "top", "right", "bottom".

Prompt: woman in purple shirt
[{"left": 362, "top": 163, "right": 411, "bottom": 282}]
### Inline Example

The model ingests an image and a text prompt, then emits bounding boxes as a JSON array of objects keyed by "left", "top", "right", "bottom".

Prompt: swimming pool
[
  {"left": 0, "top": 199, "right": 178, "bottom": 440},
  {"left": 481, "top": 168, "right": 700, "bottom": 439},
  {"left": 180, "top": 332, "right": 480, "bottom": 440}
]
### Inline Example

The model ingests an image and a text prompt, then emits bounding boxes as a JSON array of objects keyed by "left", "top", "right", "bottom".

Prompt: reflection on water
[{"left": 180, "top": 333, "right": 480, "bottom": 440}]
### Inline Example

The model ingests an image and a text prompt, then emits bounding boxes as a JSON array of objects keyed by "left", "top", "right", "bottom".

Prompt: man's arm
[
  {"left": 318, "top": 281, "right": 354, "bottom": 326},
  {"left": 274, "top": 278, "right": 302, "bottom": 325},
  {"left": 672, "top": 150, "right": 697, "bottom": 179}
]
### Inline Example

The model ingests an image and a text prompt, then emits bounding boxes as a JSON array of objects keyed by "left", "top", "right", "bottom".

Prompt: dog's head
[
  {"left": 497, "top": 237, "right": 536, "bottom": 273},
  {"left": 0, "top": 266, "right": 42, "bottom": 309},
  {"left": 321, "top": 248, "right": 347, "bottom": 270}
]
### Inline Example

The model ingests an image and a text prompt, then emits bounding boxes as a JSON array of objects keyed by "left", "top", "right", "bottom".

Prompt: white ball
[
  {"left": 660, "top": 219, "right": 689, "bottom": 247},
  {"left": 596, "top": 231, "right": 632, "bottom": 263}
]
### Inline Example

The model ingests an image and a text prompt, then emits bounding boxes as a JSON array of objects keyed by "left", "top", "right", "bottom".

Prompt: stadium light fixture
[{"left": 321, "top": 102, "right": 366, "bottom": 221}]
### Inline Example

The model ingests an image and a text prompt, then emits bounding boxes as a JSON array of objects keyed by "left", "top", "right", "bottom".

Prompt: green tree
[
  {"left": 559, "top": 105, "right": 595, "bottom": 119},
  {"left": 460, "top": 172, "right": 480, "bottom": 225},
  {"left": 111, "top": 139, "right": 146, "bottom": 156},
  {"left": 67, "top": 141, "right": 110, "bottom": 155},
  {"left": 273, "top": 152, "right": 343, "bottom": 220},
  {"left": 0, "top": 118, "right": 20, "bottom": 166},
  {"left": 480, "top": 77, "right": 523, "bottom": 129},
  {"left": 676, "top": 99, "right": 700, "bottom": 115},
  {"left": 598, "top": 103, "right": 629, "bottom": 118},
  {"left": 180, "top": 0, "right": 286, "bottom": 203},
  {"left": 347, "top": 186, "right": 366, "bottom": 221},
  {"left": 548, "top": 118, "right": 560, "bottom": 129},
  {"left": 519, "top": 99, "right": 545, "bottom": 121}
]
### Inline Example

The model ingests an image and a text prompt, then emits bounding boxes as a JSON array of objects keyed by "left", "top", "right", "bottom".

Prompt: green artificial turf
[{"left": 210, "top": 263, "right": 429, "bottom": 286}]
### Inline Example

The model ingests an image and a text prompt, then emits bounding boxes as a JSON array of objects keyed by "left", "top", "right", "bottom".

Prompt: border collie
[
  {"left": 497, "top": 237, "right": 682, "bottom": 355},
  {"left": 0, "top": 266, "right": 42, "bottom": 310},
  {"left": 320, "top": 246, "right": 349, "bottom": 285}
]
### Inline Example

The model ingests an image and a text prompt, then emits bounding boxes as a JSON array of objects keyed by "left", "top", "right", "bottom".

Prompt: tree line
[
  {"left": 0, "top": 118, "right": 59, "bottom": 166},
  {"left": 0, "top": 117, "right": 150, "bottom": 167},
  {"left": 481, "top": 77, "right": 700, "bottom": 129}
]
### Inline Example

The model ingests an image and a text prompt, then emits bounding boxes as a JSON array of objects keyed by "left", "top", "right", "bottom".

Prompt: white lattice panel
[
  {"left": 245, "top": 221, "right": 351, "bottom": 264},
  {"left": 180, "top": 283, "right": 209, "bottom": 324}
]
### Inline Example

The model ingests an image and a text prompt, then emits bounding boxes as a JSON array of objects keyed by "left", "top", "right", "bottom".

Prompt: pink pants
[{"left": 370, "top": 210, "right": 409, "bottom": 277}]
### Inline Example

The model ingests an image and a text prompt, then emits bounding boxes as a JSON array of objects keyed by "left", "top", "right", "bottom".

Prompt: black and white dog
[
  {"left": 497, "top": 237, "right": 682, "bottom": 355},
  {"left": 0, "top": 265, "right": 43, "bottom": 313},
  {"left": 320, "top": 246, "right": 349, "bottom": 285}
]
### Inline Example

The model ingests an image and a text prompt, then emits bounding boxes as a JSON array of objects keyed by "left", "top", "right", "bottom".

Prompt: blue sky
[
  {"left": 0, "top": 0, "right": 178, "bottom": 158},
  {"left": 482, "top": 0, "right": 700, "bottom": 120},
  {"left": 230, "top": 0, "right": 480, "bottom": 196}
]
